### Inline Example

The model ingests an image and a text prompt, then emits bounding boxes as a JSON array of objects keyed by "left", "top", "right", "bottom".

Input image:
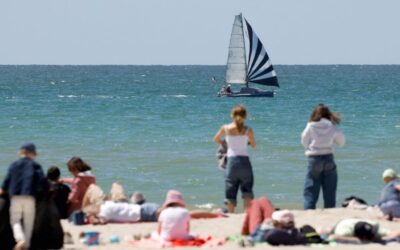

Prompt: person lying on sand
[
  {"left": 82, "top": 184, "right": 226, "bottom": 224},
  {"left": 328, "top": 218, "right": 400, "bottom": 244},
  {"left": 82, "top": 183, "right": 161, "bottom": 224},
  {"left": 248, "top": 210, "right": 309, "bottom": 246}
]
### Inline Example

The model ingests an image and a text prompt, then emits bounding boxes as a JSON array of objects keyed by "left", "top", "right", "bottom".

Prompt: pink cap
[
  {"left": 163, "top": 190, "right": 186, "bottom": 208},
  {"left": 272, "top": 210, "right": 294, "bottom": 224}
]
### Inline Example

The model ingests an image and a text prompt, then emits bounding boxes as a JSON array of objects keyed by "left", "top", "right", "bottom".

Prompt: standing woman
[
  {"left": 301, "top": 104, "right": 345, "bottom": 210},
  {"left": 214, "top": 105, "right": 256, "bottom": 213}
]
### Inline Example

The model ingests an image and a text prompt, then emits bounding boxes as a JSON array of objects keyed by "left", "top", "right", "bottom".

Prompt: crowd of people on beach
[{"left": 1, "top": 103, "right": 400, "bottom": 249}]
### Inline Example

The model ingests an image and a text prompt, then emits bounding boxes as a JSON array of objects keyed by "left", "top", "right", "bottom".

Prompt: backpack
[{"left": 300, "top": 225, "right": 328, "bottom": 244}]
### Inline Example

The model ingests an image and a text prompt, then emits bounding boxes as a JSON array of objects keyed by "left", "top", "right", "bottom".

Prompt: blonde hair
[{"left": 231, "top": 105, "right": 247, "bottom": 133}]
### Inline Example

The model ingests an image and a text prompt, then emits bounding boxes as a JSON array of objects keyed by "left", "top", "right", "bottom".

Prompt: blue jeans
[
  {"left": 225, "top": 156, "right": 254, "bottom": 206},
  {"left": 379, "top": 200, "right": 400, "bottom": 218},
  {"left": 303, "top": 154, "right": 337, "bottom": 209}
]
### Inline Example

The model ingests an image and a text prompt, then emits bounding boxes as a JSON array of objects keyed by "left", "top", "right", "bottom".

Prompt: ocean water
[{"left": 1, "top": 65, "right": 400, "bottom": 210}]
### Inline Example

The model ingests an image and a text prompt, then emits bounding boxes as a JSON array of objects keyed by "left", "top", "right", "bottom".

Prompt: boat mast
[{"left": 240, "top": 13, "right": 249, "bottom": 88}]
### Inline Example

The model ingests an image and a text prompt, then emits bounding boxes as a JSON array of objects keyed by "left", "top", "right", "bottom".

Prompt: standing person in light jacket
[
  {"left": 0, "top": 143, "right": 46, "bottom": 250},
  {"left": 301, "top": 104, "right": 345, "bottom": 210}
]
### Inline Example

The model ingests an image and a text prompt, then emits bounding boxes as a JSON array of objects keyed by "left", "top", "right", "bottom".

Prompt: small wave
[
  {"left": 395, "top": 125, "right": 400, "bottom": 128},
  {"left": 96, "top": 95, "right": 114, "bottom": 99},
  {"left": 173, "top": 95, "right": 188, "bottom": 98},
  {"left": 58, "top": 95, "right": 78, "bottom": 98},
  {"left": 50, "top": 81, "right": 56, "bottom": 85},
  {"left": 195, "top": 203, "right": 215, "bottom": 209}
]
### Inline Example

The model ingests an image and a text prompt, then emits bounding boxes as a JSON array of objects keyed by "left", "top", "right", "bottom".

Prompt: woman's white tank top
[{"left": 225, "top": 126, "right": 249, "bottom": 157}]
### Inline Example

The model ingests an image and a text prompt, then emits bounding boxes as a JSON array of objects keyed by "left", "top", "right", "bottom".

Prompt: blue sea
[{"left": 1, "top": 65, "right": 399, "bottom": 209}]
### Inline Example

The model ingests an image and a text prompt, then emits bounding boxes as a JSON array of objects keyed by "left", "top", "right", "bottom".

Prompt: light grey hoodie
[{"left": 301, "top": 118, "right": 345, "bottom": 156}]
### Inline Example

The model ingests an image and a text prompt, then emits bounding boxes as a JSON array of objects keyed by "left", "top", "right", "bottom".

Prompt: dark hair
[
  {"left": 231, "top": 105, "right": 247, "bottom": 133},
  {"left": 47, "top": 166, "right": 61, "bottom": 181},
  {"left": 354, "top": 222, "right": 376, "bottom": 241},
  {"left": 309, "top": 104, "right": 341, "bottom": 125},
  {"left": 67, "top": 157, "right": 91, "bottom": 173}
]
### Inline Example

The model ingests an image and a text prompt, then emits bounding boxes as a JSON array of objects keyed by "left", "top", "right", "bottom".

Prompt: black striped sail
[{"left": 244, "top": 19, "right": 279, "bottom": 87}]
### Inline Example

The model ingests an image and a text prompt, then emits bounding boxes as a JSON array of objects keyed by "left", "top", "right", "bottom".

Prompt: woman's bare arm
[
  {"left": 247, "top": 128, "right": 256, "bottom": 148},
  {"left": 213, "top": 126, "right": 225, "bottom": 145}
]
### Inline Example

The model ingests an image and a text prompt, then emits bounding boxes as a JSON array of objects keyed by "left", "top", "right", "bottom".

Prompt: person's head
[
  {"left": 47, "top": 166, "right": 61, "bottom": 182},
  {"left": 271, "top": 210, "right": 295, "bottom": 229},
  {"left": 131, "top": 192, "right": 146, "bottom": 205},
  {"left": 309, "top": 104, "right": 341, "bottom": 125},
  {"left": 163, "top": 190, "right": 186, "bottom": 208},
  {"left": 382, "top": 168, "right": 398, "bottom": 184},
  {"left": 231, "top": 105, "right": 247, "bottom": 133},
  {"left": 67, "top": 156, "right": 91, "bottom": 176},
  {"left": 354, "top": 222, "right": 377, "bottom": 242},
  {"left": 19, "top": 143, "right": 37, "bottom": 160}
]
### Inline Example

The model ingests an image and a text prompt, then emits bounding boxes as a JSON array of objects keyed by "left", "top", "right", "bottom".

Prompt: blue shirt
[
  {"left": 379, "top": 179, "right": 400, "bottom": 204},
  {"left": 1, "top": 157, "right": 46, "bottom": 197}
]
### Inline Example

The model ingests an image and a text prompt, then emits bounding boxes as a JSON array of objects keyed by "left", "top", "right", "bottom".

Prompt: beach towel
[
  {"left": 0, "top": 195, "right": 16, "bottom": 250},
  {"left": 129, "top": 236, "right": 224, "bottom": 248},
  {"left": 242, "top": 196, "right": 274, "bottom": 235}
]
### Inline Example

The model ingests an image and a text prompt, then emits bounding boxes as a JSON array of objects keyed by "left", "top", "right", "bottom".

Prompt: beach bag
[
  {"left": 0, "top": 195, "right": 16, "bottom": 250},
  {"left": 264, "top": 228, "right": 307, "bottom": 246},
  {"left": 30, "top": 193, "right": 64, "bottom": 249},
  {"left": 69, "top": 210, "right": 86, "bottom": 225},
  {"left": 216, "top": 140, "right": 227, "bottom": 170},
  {"left": 300, "top": 225, "right": 327, "bottom": 244}
]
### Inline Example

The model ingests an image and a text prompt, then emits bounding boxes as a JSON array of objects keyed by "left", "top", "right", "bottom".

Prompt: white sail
[{"left": 225, "top": 14, "right": 247, "bottom": 84}]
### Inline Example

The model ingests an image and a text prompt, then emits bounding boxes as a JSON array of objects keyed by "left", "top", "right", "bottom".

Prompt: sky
[{"left": 0, "top": 0, "right": 399, "bottom": 65}]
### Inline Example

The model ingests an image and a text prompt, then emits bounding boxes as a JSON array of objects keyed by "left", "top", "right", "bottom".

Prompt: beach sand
[{"left": 62, "top": 207, "right": 400, "bottom": 250}]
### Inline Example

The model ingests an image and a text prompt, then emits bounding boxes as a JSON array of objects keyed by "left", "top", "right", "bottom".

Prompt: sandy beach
[{"left": 63, "top": 207, "right": 400, "bottom": 250}]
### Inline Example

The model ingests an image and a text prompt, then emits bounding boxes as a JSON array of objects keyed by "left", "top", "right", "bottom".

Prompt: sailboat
[{"left": 218, "top": 14, "right": 279, "bottom": 97}]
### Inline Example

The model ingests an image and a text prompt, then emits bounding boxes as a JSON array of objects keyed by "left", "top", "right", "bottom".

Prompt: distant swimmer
[{"left": 211, "top": 77, "right": 217, "bottom": 83}]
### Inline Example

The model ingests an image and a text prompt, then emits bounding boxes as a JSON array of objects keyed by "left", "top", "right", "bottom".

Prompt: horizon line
[{"left": 1, "top": 64, "right": 400, "bottom": 66}]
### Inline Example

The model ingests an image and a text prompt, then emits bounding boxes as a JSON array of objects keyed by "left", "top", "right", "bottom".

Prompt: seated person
[
  {"left": 47, "top": 166, "right": 71, "bottom": 219},
  {"left": 379, "top": 168, "right": 400, "bottom": 219},
  {"left": 83, "top": 183, "right": 160, "bottom": 224},
  {"left": 329, "top": 218, "right": 400, "bottom": 243},
  {"left": 154, "top": 190, "right": 193, "bottom": 241},
  {"left": 62, "top": 157, "right": 96, "bottom": 216},
  {"left": 226, "top": 84, "right": 232, "bottom": 93}
]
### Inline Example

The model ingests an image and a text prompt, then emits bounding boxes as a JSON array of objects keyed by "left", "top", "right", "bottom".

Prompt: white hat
[{"left": 382, "top": 168, "right": 398, "bottom": 179}]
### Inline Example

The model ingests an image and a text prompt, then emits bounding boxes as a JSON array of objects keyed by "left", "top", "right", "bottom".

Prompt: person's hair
[
  {"left": 165, "top": 202, "right": 184, "bottom": 208},
  {"left": 354, "top": 222, "right": 376, "bottom": 241},
  {"left": 309, "top": 104, "right": 341, "bottom": 125},
  {"left": 47, "top": 166, "right": 61, "bottom": 181},
  {"left": 272, "top": 220, "right": 295, "bottom": 229},
  {"left": 67, "top": 156, "right": 91, "bottom": 173},
  {"left": 231, "top": 105, "right": 247, "bottom": 133}
]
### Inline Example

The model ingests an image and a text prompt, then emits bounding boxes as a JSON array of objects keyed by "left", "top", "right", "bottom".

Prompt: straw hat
[{"left": 163, "top": 190, "right": 186, "bottom": 208}]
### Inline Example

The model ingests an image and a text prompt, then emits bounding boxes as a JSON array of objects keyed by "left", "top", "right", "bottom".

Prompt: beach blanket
[{"left": 129, "top": 236, "right": 225, "bottom": 248}]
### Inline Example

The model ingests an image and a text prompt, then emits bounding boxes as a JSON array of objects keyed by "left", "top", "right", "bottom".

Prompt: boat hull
[{"left": 218, "top": 87, "right": 275, "bottom": 98}]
